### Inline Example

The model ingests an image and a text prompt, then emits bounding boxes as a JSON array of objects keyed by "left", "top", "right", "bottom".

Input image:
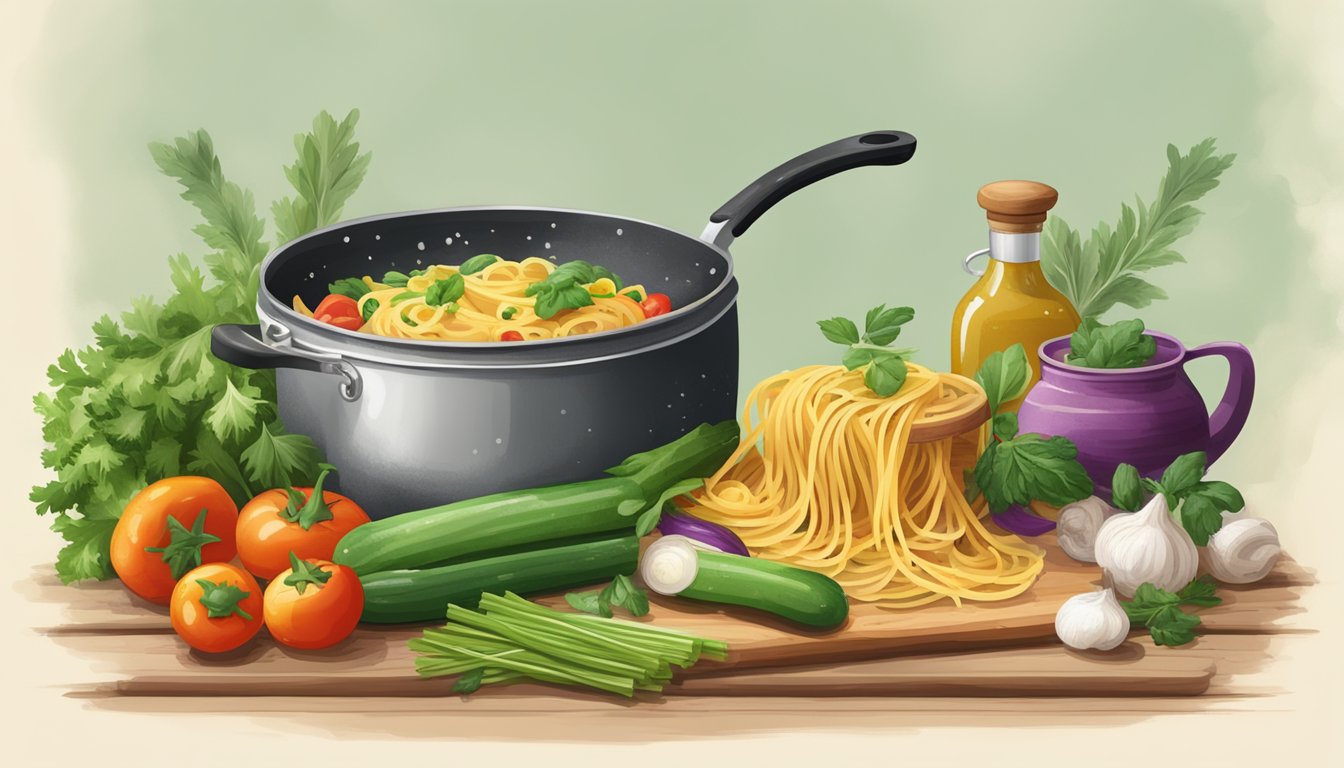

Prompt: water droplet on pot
[
  {"left": 455, "top": 232, "right": 462, "bottom": 238},
  {"left": 343, "top": 236, "right": 350, "bottom": 243},
  {"left": 544, "top": 242, "right": 551, "bottom": 249},
  {"left": 587, "top": 428, "right": 592, "bottom": 432},
  {"left": 709, "top": 267, "right": 717, "bottom": 275},
  {"left": 308, "top": 272, "right": 314, "bottom": 278},
  {"left": 616, "top": 228, "right": 623, "bottom": 236},
  {"left": 416, "top": 259, "right": 423, "bottom": 265},
  {"left": 700, "top": 374, "right": 706, "bottom": 379},
  {"left": 368, "top": 255, "right": 373, "bottom": 261},
  {"left": 550, "top": 222, "right": 557, "bottom": 229},
  {"left": 526, "top": 235, "right": 532, "bottom": 240},
  {"left": 446, "top": 237, "right": 453, "bottom": 245},
  {"left": 490, "top": 229, "right": 495, "bottom": 233},
  {"left": 417, "top": 242, "right": 426, "bottom": 251},
  {"left": 495, "top": 437, "right": 503, "bottom": 444},
  {"left": 375, "top": 234, "right": 381, "bottom": 240},
  {"left": 472, "top": 449, "right": 479, "bottom": 455},
  {"left": 560, "top": 409, "right": 567, "bottom": 415}
]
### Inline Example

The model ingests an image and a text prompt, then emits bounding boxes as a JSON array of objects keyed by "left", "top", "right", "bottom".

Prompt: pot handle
[
  {"left": 1182, "top": 341, "right": 1255, "bottom": 464},
  {"left": 211, "top": 324, "right": 363, "bottom": 402},
  {"left": 700, "top": 130, "right": 916, "bottom": 249}
]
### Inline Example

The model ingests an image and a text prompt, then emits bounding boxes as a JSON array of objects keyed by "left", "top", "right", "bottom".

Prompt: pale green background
[
  {"left": 29, "top": 1, "right": 1331, "bottom": 482},
  {"left": 8, "top": 0, "right": 1344, "bottom": 763}
]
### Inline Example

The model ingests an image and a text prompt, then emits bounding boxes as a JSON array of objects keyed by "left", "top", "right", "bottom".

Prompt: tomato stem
[
  {"left": 279, "top": 463, "right": 338, "bottom": 530},
  {"left": 194, "top": 578, "right": 253, "bottom": 620},
  {"left": 143, "top": 508, "right": 222, "bottom": 580},
  {"left": 283, "top": 551, "right": 333, "bottom": 595}
]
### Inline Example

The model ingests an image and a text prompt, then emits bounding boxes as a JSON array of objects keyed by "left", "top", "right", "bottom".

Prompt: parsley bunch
[
  {"left": 817, "top": 304, "right": 916, "bottom": 396},
  {"left": 1121, "top": 577, "right": 1222, "bottom": 647},
  {"left": 967, "top": 344, "right": 1093, "bottom": 513},
  {"left": 1111, "top": 451, "right": 1245, "bottom": 545},
  {"left": 564, "top": 574, "right": 650, "bottom": 618},
  {"left": 32, "top": 111, "right": 371, "bottom": 583}
]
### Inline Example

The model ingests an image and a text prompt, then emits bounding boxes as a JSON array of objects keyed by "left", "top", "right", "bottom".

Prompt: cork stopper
[{"left": 977, "top": 181, "right": 1058, "bottom": 234}]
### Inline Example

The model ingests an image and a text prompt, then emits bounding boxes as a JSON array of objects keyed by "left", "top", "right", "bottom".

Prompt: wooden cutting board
[{"left": 29, "top": 539, "right": 1313, "bottom": 700}]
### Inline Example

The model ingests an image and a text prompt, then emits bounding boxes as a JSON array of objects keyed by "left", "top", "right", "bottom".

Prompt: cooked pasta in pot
[{"left": 294, "top": 255, "right": 671, "bottom": 342}]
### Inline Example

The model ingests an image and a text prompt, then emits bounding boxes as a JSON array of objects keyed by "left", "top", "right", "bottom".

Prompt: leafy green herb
[
  {"left": 967, "top": 344, "right": 1092, "bottom": 514},
  {"left": 524, "top": 260, "right": 623, "bottom": 319},
  {"left": 564, "top": 574, "right": 650, "bottom": 619},
  {"left": 31, "top": 112, "right": 366, "bottom": 582},
  {"left": 391, "top": 290, "right": 424, "bottom": 304},
  {"left": 451, "top": 668, "right": 485, "bottom": 694},
  {"left": 382, "top": 271, "right": 412, "bottom": 288},
  {"left": 360, "top": 298, "right": 380, "bottom": 321},
  {"left": 328, "top": 277, "right": 371, "bottom": 300},
  {"left": 425, "top": 274, "right": 465, "bottom": 307},
  {"left": 974, "top": 343, "right": 1030, "bottom": 414},
  {"left": 1110, "top": 452, "right": 1245, "bottom": 545},
  {"left": 458, "top": 254, "right": 499, "bottom": 275},
  {"left": 1042, "top": 139, "right": 1236, "bottom": 320},
  {"left": 1066, "top": 318, "right": 1156, "bottom": 368},
  {"left": 622, "top": 289, "right": 643, "bottom": 303},
  {"left": 817, "top": 304, "right": 916, "bottom": 397},
  {"left": 1120, "top": 578, "right": 1222, "bottom": 647}
]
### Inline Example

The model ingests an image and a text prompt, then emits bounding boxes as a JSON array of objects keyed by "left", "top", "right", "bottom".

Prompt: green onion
[{"left": 408, "top": 590, "right": 727, "bottom": 697}]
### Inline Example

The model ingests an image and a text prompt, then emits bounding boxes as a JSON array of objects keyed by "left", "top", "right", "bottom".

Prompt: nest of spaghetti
[{"left": 686, "top": 362, "right": 1045, "bottom": 608}]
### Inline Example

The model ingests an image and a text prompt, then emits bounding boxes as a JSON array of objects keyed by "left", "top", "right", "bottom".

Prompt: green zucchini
[
  {"left": 334, "top": 420, "right": 740, "bottom": 575},
  {"left": 640, "top": 535, "right": 850, "bottom": 628},
  {"left": 360, "top": 535, "right": 640, "bottom": 624}
]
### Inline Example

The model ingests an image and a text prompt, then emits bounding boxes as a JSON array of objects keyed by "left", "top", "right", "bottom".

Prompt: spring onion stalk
[{"left": 409, "top": 591, "right": 727, "bottom": 697}]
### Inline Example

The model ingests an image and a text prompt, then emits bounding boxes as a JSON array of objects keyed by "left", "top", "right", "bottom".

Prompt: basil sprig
[{"left": 817, "top": 304, "right": 916, "bottom": 397}]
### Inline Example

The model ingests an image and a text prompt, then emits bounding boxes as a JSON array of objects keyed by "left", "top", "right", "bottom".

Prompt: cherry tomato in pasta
[
  {"left": 501, "top": 330, "right": 524, "bottom": 341},
  {"left": 640, "top": 293, "right": 672, "bottom": 318},
  {"left": 314, "top": 294, "right": 360, "bottom": 320},
  {"left": 320, "top": 314, "right": 363, "bottom": 331}
]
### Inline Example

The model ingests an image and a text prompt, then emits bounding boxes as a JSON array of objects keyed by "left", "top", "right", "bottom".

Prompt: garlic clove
[
  {"left": 1203, "top": 516, "right": 1281, "bottom": 584},
  {"left": 1055, "top": 587, "right": 1131, "bottom": 651},
  {"left": 1093, "top": 493, "right": 1199, "bottom": 597},
  {"left": 1057, "top": 496, "right": 1117, "bottom": 563}
]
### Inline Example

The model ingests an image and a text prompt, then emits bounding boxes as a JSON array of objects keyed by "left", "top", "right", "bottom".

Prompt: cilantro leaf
[
  {"left": 1111, "top": 463, "right": 1144, "bottom": 512},
  {"left": 204, "top": 378, "right": 267, "bottom": 443},
  {"left": 861, "top": 305, "right": 914, "bottom": 346},
  {"left": 458, "top": 254, "right": 499, "bottom": 275},
  {"left": 239, "top": 421, "right": 322, "bottom": 490},
  {"left": 425, "top": 274, "right": 465, "bottom": 307},
  {"left": 863, "top": 354, "right": 909, "bottom": 397},
  {"left": 328, "top": 277, "right": 371, "bottom": 299},
  {"left": 452, "top": 668, "right": 485, "bottom": 694},
  {"left": 51, "top": 513, "right": 118, "bottom": 583},
  {"left": 975, "top": 343, "right": 1030, "bottom": 414},
  {"left": 818, "top": 317, "right": 860, "bottom": 346},
  {"left": 975, "top": 433, "right": 1092, "bottom": 513},
  {"left": 1120, "top": 578, "right": 1222, "bottom": 647},
  {"left": 991, "top": 411, "right": 1018, "bottom": 443},
  {"left": 1160, "top": 451, "right": 1206, "bottom": 497},
  {"left": 565, "top": 574, "right": 650, "bottom": 618}
]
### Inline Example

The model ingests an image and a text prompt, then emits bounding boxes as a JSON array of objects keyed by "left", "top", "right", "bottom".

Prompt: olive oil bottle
[{"left": 950, "top": 181, "right": 1080, "bottom": 409}]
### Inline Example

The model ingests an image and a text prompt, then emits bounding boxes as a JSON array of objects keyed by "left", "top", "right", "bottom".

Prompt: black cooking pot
[{"left": 211, "top": 130, "right": 916, "bottom": 518}]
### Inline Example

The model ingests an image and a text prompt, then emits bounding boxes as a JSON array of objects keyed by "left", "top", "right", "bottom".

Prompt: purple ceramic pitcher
[{"left": 1016, "top": 331, "right": 1254, "bottom": 494}]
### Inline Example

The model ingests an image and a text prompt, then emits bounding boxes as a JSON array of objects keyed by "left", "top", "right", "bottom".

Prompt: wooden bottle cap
[{"left": 977, "top": 180, "right": 1058, "bottom": 234}]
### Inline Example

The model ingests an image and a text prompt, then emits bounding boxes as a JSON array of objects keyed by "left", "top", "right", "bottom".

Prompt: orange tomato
[
  {"left": 170, "top": 562, "right": 264, "bottom": 653},
  {"left": 236, "top": 464, "right": 369, "bottom": 580},
  {"left": 110, "top": 476, "right": 239, "bottom": 604},
  {"left": 263, "top": 554, "right": 364, "bottom": 650}
]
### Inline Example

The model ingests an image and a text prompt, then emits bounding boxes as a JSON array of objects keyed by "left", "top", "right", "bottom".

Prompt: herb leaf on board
[
  {"left": 1041, "top": 138, "right": 1236, "bottom": 320},
  {"left": 33, "top": 113, "right": 363, "bottom": 582},
  {"left": 564, "top": 574, "right": 650, "bottom": 618},
  {"left": 1111, "top": 463, "right": 1144, "bottom": 512},
  {"left": 1120, "top": 578, "right": 1222, "bottom": 647}
]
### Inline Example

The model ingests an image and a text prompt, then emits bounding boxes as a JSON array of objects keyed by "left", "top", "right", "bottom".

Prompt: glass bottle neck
[{"left": 988, "top": 230, "right": 1041, "bottom": 263}]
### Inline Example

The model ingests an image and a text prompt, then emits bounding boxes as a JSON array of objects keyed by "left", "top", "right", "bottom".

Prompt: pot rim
[
  {"left": 1038, "top": 330, "right": 1187, "bottom": 377},
  {"left": 257, "top": 204, "right": 737, "bottom": 357}
]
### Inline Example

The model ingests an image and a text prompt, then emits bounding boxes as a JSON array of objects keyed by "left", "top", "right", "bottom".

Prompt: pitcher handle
[{"left": 1182, "top": 341, "right": 1255, "bottom": 464}]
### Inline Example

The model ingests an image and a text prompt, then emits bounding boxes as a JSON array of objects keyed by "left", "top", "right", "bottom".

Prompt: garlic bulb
[
  {"left": 1056, "top": 496, "right": 1117, "bottom": 563},
  {"left": 1204, "top": 516, "right": 1280, "bottom": 584},
  {"left": 1093, "top": 493, "right": 1198, "bottom": 597},
  {"left": 1054, "top": 588, "right": 1130, "bottom": 651}
]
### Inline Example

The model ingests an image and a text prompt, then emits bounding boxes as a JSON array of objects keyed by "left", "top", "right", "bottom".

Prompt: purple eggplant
[
  {"left": 992, "top": 505, "right": 1057, "bottom": 537},
  {"left": 656, "top": 511, "right": 750, "bottom": 556}
]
